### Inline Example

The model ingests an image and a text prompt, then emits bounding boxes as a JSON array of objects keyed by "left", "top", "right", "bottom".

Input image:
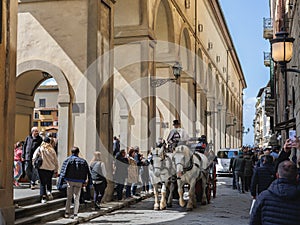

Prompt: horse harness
[
  {"left": 151, "top": 149, "right": 174, "bottom": 177},
  {"left": 176, "top": 152, "right": 208, "bottom": 178}
]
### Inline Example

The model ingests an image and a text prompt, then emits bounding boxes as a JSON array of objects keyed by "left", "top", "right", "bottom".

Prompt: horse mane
[{"left": 174, "top": 145, "right": 192, "bottom": 158}]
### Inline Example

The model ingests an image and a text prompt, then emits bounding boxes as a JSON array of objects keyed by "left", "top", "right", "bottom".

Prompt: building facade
[
  {"left": 254, "top": 87, "right": 272, "bottom": 147},
  {"left": 265, "top": 0, "right": 300, "bottom": 147},
  {"left": 1, "top": 1, "right": 246, "bottom": 222}
]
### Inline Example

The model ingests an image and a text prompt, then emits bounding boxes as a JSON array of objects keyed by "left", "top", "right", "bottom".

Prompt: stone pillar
[{"left": 0, "top": 0, "right": 17, "bottom": 223}]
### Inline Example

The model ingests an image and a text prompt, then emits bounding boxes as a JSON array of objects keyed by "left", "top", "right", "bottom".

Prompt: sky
[
  {"left": 42, "top": 1, "right": 270, "bottom": 146},
  {"left": 218, "top": 0, "right": 271, "bottom": 146}
]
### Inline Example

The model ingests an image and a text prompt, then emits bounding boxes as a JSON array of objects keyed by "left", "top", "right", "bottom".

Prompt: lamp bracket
[
  {"left": 150, "top": 78, "right": 176, "bottom": 88},
  {"left": 205, "top": 110, "right": 218, "bottom": 116},
  {"left": 286, "top": 68, "right": 300, "bottom": 74}
]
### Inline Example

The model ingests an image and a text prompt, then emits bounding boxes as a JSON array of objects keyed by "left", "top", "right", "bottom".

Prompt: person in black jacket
[
  {"left": 57, "top": 146, "right": 91, "bottom": 219},
  {"left": 22, "top": 127, "right": 43, "bottom": 189},
  {"left": 250, "top": 160, "right": 300, "bottom": 225},
  {"left": 114, "top": 149, "right": 129, "bottom": 200},
  {"left": 232, "top": 154, "right": 245, "bottom": 193},
  {"left": 250, "top": 155, "right": 275, "bottom": 198}
]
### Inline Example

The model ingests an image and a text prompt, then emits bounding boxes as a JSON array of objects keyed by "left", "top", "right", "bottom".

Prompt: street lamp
[
  {"left": 150, "top": 61, "right": 182, "bottom": 87},
  {"left": 237, "top": 126, "right": 250, "bottom": 135},
  {"left": 270, "top": 31, "right": 300, "bottom": 136},
  {"left": 226, "top": 117, "right": 237, "bottom": 128}
]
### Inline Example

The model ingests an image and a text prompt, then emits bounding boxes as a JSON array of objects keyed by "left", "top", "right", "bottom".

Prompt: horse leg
[
  {"left": 167, "top": 181, "right": 174, "bottom": 208},
  {"left": 153, "top": 184, "right": 159, "bottom": 210},
  {"left": 177, "top": 180, "right": 185, "bottom": 207},
  {"left": 187, "top": 181, "right": 196, "bottom": 210},
  {"left": 160, "top": 182, "right": 167, "bottom": 210},
  {"left": 201, "top": 175, "right": 208, "bottom": 205}
]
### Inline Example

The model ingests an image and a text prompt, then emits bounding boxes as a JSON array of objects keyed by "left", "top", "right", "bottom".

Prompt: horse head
[
  {"left": 172, "top": 145, "right": 192, "bottom": 178},
  {"left": 151, "top": 146, "right": 166, "bottom": 177}
]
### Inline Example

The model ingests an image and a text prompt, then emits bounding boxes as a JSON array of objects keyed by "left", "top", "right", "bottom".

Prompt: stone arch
[
  {"left": 114, "top": 90, "right": 130, "bottom": 149},
  {"left": 16, "top": 59, "right": 71, "bottom": 164},
  {"left": 197, "top": 48, "right": 205, "bottom": 87},
  {"left": 179, "top": 27, "right": 192, "bottom": 72},
  {"left": 153, "top": 0, "right": 175, "bottom": 55}
]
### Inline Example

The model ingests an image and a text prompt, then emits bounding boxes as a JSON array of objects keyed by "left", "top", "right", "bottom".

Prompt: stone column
[{"left": 0, "top": 0, "right": 17, "bottom": 223}]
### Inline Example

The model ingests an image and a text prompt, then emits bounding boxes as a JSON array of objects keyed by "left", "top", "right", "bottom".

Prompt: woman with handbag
[
  {"left": 90, "top": 151, "right": 107, "bottom": 209},
  {"left": 32, "top": 136, "right": 58, "bottom": 203}
]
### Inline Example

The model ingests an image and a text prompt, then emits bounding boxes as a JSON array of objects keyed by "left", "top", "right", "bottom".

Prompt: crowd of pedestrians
[{"left": 14, "top": 127, "right": 153, "bottom": 219}]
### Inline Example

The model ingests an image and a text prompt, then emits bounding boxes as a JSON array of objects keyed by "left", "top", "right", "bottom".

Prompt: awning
[{"left": 274, "top": 118, "right": 296, "bottom": 131}]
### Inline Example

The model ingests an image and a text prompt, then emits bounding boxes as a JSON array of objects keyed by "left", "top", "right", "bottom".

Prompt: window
[
  {"left": 41, "top": 121, "right": 52, "bottom": 126},
  {"left": 33, "top": 122, "right": 38, "bottom": 127},
  {"left": 40, "top": 110, "right": 51, "bottom": 115},
  {"left": 39, "top": 99, "right": 46, "bottom": 107},
  {"left": 34, "top": 113, "right": 39, "bottom": 119}
]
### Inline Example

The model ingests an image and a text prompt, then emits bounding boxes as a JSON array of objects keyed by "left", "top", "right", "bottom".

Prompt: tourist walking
[
  {"left": 22, "top": 127, "right": 43, "bottom": 189},
  {"left": 32, "top": 137, "right": 58, "bottom": 203},
  {"left": 250, "top": 155, "right": 275, "bottom": 199},
  {"left": 126, "top": 147, "right": 139, "bottom": 198},
  {"left": 57, "top": 147, "right": 91, "bottom": 219},
  {"left": 114, "top": 149, "right": 129, "bottom": 200},
  {"left": 13, "top": 141, "right": 24, "bottom": 187},
  {"left": 232, "top": 153, "right": 245, "bottom": 193},
  {"left": 90, "top": 151, "right": 107, "bottom": 209},
  {"left": 250, "top": 160, "right": 300, "bottom": 225}
]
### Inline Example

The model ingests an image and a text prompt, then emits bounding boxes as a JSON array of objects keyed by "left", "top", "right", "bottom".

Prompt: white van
[{"left": 216, "top": 148, "right": 241, "bottom": 175}]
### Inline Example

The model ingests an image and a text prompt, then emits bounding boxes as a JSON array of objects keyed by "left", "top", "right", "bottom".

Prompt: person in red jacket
[{"left": 13, "top": 141, "right": 24, "bottom": 187}]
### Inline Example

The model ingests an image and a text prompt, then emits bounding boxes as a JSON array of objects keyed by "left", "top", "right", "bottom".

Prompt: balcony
[
  {"left": 264, "top": 98, "right": 275, "bottom": 117},
  {"left": 264, "top": 52, "right": 271, "bottom": 67},
  {"left": 263, "top": 18, "right": 273, "bottom": 39}
]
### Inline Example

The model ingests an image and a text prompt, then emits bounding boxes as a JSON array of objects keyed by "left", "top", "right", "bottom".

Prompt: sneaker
[
  {"left": 95, "top": 201, "right": 101, "bottom": 209},
  {"left": 47, "top": 191, "right": 53, "bottom": 200},
  {"left": 31, "top": 184, "right": 36, "bottom": 190},
  {"left": 13, "top": 181, "right": 20, "bottom": 187},
  {"left": 41, "top": 199, "right": 47, "bottom": 204},
  {"left": 64, "top": 213, "right": 70, "bottom": 218},
  {"left": 73, "top": 214, "right": 78, "bottom": 219}
]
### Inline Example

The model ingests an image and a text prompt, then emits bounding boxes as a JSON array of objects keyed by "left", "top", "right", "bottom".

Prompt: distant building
[
  {"left": 254, "top": 86, "right": 272, "bottom": 147},
  {"left": 33, "top": 85, "right": 59, "bottom": 137}
]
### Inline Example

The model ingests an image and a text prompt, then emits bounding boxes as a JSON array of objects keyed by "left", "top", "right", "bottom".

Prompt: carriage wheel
[{"left": 212, "top": 163, "right": 217, "bottom": 198}]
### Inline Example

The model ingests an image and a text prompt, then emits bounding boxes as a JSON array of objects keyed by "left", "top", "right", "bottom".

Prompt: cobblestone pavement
[{"left": 82, "top": 176, "right": 252, "bottom": 225}]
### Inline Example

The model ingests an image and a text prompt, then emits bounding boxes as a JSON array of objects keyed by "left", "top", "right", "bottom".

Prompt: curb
[{"left": 45, "top": 193, "right": 153, "bottom": 224}]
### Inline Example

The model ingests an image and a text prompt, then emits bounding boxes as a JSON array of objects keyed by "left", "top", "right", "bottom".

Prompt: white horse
[
  {"left": 172, "top": 145, "right": 209, "bottom": 210},
  {"left": 149, "top": 147, "right": 176, "bottom": 210}
]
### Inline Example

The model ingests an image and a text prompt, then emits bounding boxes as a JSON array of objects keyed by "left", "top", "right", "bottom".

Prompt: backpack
[
  {"left": 171, "top": 130, "right": 181, "bottom": 143},
  {"left": 33, "top": 147, "right": 43, "bottom": 169}
]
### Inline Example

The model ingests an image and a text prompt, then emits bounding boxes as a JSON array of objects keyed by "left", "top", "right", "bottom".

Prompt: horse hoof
[
  {"left": 167, "top": 203, "right": 172, "bottom": 208},
  {"left": 154, "top": 207, "right": 159, "bottom": 211},
  {"left": 161, "top": 206, "right": 166, "bottom": 210},
  {"left": 186, "top": 207, "right": 193, "bottom": 211},
  {"left": 201, "top": 201, "right": 207, "bottom": 205}
]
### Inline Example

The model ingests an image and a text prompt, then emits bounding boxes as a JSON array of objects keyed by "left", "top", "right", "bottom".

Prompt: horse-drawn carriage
[{"left": 148, "top": 137, "right": 217, "bottom": 211}]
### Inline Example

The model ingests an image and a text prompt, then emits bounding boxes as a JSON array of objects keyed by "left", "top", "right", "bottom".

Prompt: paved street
[{"left": 82, "top": 176, "right": 251, "bottom": 225}]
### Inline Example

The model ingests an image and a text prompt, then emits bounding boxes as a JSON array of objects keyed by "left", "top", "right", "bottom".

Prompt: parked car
[{"left": 216, "top": 148, "right": 241, "bottom": 176}]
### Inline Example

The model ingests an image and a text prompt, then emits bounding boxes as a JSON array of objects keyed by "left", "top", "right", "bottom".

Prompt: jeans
[
  {"left": 93, "top": 181, "right": 107, "bottom": 205},
  {"left": 126, "top": 183, "right": 132, "bottom": 198},
  {"left": 115, "top": 178, "right": 125, "bottom": 200},
  {"left": 24, "top": 160, "right": 39, "bottom": 185},
  {"left": 234, "top": 171, "right": 245, "bottom": 192},
  {"left": 38, "top": 169, "right": 53, "bottom": 197}
]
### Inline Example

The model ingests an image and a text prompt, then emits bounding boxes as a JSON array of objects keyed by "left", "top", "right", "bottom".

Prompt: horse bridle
[
  {"left": 151, "top": 148, "right": 173, "bottom": 177},
  {"left": 173, "top": 153, "right": 200, "bottom": 176}
]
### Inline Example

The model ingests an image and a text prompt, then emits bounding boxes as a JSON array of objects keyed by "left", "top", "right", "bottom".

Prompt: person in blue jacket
[
  {"left": 57, "top": 146, "right": 91, "bottom": 219},
  {"left": 250, "top": 160, "right": 300, "bottom": 225}
]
